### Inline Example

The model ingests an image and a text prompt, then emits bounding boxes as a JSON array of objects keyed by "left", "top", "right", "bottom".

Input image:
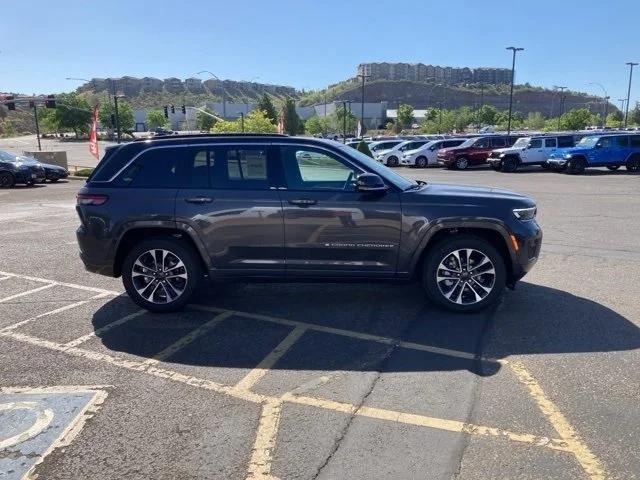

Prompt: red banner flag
[{"left": 89, "top": 103, "right": 100, "bottom": 159}]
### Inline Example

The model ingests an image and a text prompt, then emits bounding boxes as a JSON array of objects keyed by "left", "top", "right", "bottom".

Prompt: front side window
[
  {"left": 280, "top": 146, "right": 360, "bottom": 191},
  {"left": 529, "top": 139, "right": 543, "bottom": 149},
  {"left": 474, "top": 138, "right": 491, "bottom": 148},
  {"left": 598, "top": 137, "right": 613, "bottom": 148}
]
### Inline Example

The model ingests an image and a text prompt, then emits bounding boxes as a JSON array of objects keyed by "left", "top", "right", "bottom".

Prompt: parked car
[
  {"left": 76, "top": 134, "right": 542, "bottom": 313},
  {"left": 17, "top": 155, "right": 69, "bottom": 182},
  {"left": 0, "top": 150, "right": 46, "bottom": 187},
  {"left": 401, "top": 138, "right": 467, "bottom": 168},
  {"left": 547, "top": 134, "right": 640, "bottom": 174},
  {"left": 487, "top": 135, "right": 576, "bottom": 172},
  {"left": 369, "top": 140, "right": 404, "bottom": 154},
  {"left": 377, "top": 139, "right": 432, "bottom": 167},
  {"left": 437, "top": 135, "right": 520, "bottom": 170}
]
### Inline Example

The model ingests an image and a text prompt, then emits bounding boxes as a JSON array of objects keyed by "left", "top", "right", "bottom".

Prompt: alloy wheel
[
  {"left": 436, "top": 248, "right": 496, "bottom": 305},
  {"left": 455, "top": 157, "right": 468, "bottom": 170},
  {"left": 131, "top": 249, "right": 188, "bottom": 304}
]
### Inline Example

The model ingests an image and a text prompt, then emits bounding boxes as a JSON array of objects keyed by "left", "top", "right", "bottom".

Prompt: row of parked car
[
  {"left": 352, "top": 131, "right": 640, "bottom": 175},
  {"left": 0, "top": 150, "right": 69, "bottom": 187}
]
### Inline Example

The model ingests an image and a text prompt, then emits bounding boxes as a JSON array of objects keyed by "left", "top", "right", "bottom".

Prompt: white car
[
  {"left": 375, "top": 140, "right": 431, "bottom": 167},
  {"left": 487, "top": 135, "right": 576, "bottom": 172},
  {"left": 400, "top": 138, "right": 467, "bottom": 167}
]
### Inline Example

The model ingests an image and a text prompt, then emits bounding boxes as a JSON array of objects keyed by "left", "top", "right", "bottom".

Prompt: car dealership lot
[{"left": 0, "top": 168, "right": 638, "bottom": 480}]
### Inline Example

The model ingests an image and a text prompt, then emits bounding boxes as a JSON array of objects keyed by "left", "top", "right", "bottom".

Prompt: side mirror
[
  {"left": 595, "top": 143, "right": 603, "bottom": 149},
  {"left": 356, "top": 173, "right": 387, "bottom": 193}
]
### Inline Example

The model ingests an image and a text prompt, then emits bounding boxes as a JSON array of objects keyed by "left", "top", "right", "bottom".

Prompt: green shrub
[{"left": 356, "top": 140, "right": 373, "bottom": 157}]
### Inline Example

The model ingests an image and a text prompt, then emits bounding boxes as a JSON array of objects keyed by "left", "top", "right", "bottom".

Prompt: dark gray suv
[{"left": 76, "top": 134, "right": 542, "bottom": 313}]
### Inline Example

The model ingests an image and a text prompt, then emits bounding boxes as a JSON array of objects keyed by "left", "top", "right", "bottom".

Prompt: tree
[
  {"left": 196, "top": 107, "right": 218, "bottom": 131},
  {"left": 397, "top": 104, "right": 414, "bottom": 129},
  {"left": 559, "top": 108, "right": 592, "bottom": 131},
  {"left": 523, "top": 112, "right": 546, "bottom": 130},
  {"left": 99, "top": 100, "right": 135, "bottom": 134},
  {"left": 46, "top": 93, "right": 92, "bottom": 138},
  {"left": 356, "top": 140, "right": 373, "bottom": 157},
  {"left": 304, "top": 115, "right": 332, "bottom": 135},
  {"left": 332, "top": 105, "right": 357, "bottom": 136},
  {"left": 281, "top": 98, "right": 302, "bottom": 135},
  {"left": 477, "top": 105, "right": 498, "bottom": 126},
  {"left": 210, "top": 109, "right": 276, "bottom": 134},
  {"left": 146, "top": 109, "right": 169, "bottom": 130},
  {"left": 630, "top": 104, "right": 640, "bottom": 126},
  {"left": 257, "top": 94, "right": 278, "bottom": 125}
]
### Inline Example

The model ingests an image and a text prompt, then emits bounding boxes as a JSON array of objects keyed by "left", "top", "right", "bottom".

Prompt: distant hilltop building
[
  {"left": 357, "top": 62, "right": 511, "bottom": 85},
  {"left": 76, "top": 77, "right": 296, "bottom": 97}
]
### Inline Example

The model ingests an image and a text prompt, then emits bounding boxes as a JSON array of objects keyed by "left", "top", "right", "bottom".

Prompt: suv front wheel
[
  {"left": 122, "top": 237, "right": 202, "bottom": 312},
  {"left": 423, "top": 235, "right": 506, "bottom": 312}
]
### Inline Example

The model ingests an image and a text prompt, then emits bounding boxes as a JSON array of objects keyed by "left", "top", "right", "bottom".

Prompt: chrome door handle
[
  {"left": 185, "top": 197, "right": 213, "bottom": 204},
  {"left": 288, "top": 198, "right": 317, "bottom": 206}
]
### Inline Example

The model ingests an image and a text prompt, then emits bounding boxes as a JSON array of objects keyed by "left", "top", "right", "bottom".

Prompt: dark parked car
[
  {"left": 18, "top": 156, "right": 69, "bottom": 182},
  {"left": 437, "top": 135, "right": 521, "bottom": 170},
  {"left": 0, "top": 150, "right": 46, "bottom": 187},
  {"left": 76, "top": 134, "right": 542, "bottom": 313}
]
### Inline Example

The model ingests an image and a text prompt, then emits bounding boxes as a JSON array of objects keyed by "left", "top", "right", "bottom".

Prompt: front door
[
  {"left": 520, "top": 138, "right": 545, "bottom": 164},
  {"left": 276, "top": 145, "right": 402, "bottom": 277},
  {"left": 174, "top": 145, "right": 285, "bottom": 276}
]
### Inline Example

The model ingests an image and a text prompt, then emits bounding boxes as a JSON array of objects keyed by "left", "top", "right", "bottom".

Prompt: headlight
[
  {"left": 512, "top": 206, "right": 537, "bottom": 221},
  {"left": 563, "top": 154, "right": 573, "bottom": 159}
]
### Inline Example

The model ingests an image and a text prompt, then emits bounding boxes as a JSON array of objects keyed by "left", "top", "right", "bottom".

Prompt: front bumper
[
  {"left": 14, "top": 169, "right": 45, "bottom": 184},
  {"left": 487, "top": 157, "right": 502, "bottom": 166},
  {"left": 508, "top": 219, "right": 543, "bottom": 285},
  {"left": 547, "top": 158, "right": 567, "bottom": 167},
  {"left": 400, "top": 156, "right": 415, "bottom": 166},
  {"left": 437, "top": 156, "right": 454, "bottom": 166}
]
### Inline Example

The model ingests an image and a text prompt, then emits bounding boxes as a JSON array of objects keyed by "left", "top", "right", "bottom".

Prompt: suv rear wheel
[
  {"left": 423, "top": 235, "right": 506, "bottom": 313},
  {"left": 626, "top": 155, "right": 640, "bottom": 172},
  {"left": 122, "top": 237, "right": 202, "bottom": 312},
  {"left": 455, "top": 157, "right": 469, "bottom": 170}
]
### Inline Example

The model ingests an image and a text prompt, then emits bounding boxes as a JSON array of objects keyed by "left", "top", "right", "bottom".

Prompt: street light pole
[
  {"left": 33, "top": 103, "right": 42, "bottom": 151},
  {"left": 553, "top": 86, "right": 567, "bottom": 130},
  {"left": 239, "top": 112, "right": 245, "bottom": 132},
  {"left": 197, "top": 71, "right": 227, "bottom": 119},
  {"left": 357, "top": 73, "right": 370, "bottom": 136},
  {"left": 624, "top": 62, "right": 638, "bottom": 127},
  {"left": 506, "top": 46, "right": 524, "bottom": 136},
  {"left": 618, "top": 98, "right": 627, "bottom": 117},
  {"left": 588, "top": 82, "right": 609, "bottom": 128}
]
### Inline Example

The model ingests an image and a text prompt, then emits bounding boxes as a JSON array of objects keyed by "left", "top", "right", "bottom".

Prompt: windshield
[
  {"left": 339, "top": 145, "right": 416, "bottom": 190},
  {"left": 0, "top": 150, "right": 17, "bottom": 161},
  {"left": 577, "top": 136, "right": 600, "bottom": 147},
  {"left": 513, "top": 138, "right": 530, "bottom": 148}
]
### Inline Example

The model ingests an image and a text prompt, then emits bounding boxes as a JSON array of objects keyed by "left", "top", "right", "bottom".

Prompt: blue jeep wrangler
[{"left": 547, "top": 134, "right": 640, "bottom": 174}]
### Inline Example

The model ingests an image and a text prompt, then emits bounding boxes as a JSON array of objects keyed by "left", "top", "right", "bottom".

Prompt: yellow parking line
[
  {"left": 0, "top": 293, "right": 111, "bottom": 333},
  {"left": 64, "top": 309, "right": 146, "bottom": 348},
  {"left": 246, "top": 401, "right": 284, "bottom": 480},
  {"left": 235, "top": 326, "right": 307, "bottom": 391},
  {"left": 191, "top": 305, "right": 484, "bottom": 363},
  {"left": 508, "top": 361, "right": 606, "bottom": 479},
  {"left": 0, "top": 283, "right": 55, "bottom": 304},
  {"left": 142, "top": 311, "right": 232, "bottom": 366}
]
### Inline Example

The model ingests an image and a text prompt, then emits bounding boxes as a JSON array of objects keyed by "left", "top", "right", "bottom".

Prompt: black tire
[
  {"left": 540, "top": 162, "right": 551, "bottom": 170},
  {"left": 415, "top": 156, "right": 428, "bottom": 168},
  {"left": 0, "top": 171, "right": 15, "bottom": 188},
  {"left": 386, "top": 156, "right": 399, "bottom": 167},
  {"left": 455, "top": 157, "right": 469, "bottom": 170},
  {"left": 567, "top": 157, "right": 586, "bottom": 175},
  {"left": 490, "top": 162, "right": 502, "bottom": 171},
  {"left": 121, "top": 237, "right": 202, "bottom": 313},
  {"left": 606, "top": 165, "right": 620, "bottom": 171},
  {"left": 49, "top": 178, "right": 60, "bottom": 182},
  {"left": 423, "top": 235, "right": 506, "bottom": 313},
  {"left": 626, "top": 155, "right": 640, "bottom": 172},
  {"left": 501, "top": 157, "right": 518, "bottom": 173}
]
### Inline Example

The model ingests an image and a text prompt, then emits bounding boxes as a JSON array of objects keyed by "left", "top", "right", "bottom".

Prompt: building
[
  {"left": 164, "top": 77, "right": 184, "bottom": 93},
  {"left": 184, "top": 77, "right": 204, "bottom": 92},
  {"left": 141, "top": 77, "right": 163, "bottom": 92},
  {"left": 357, "top": 62, "right": 513, "bottom": 85}
]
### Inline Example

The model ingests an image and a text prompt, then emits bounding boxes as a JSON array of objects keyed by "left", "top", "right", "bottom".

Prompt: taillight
[{"left": 76, "top": 193, "right": 109, "bottom": 206}]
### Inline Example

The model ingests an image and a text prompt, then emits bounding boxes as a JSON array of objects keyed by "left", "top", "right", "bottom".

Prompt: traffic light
[
  {"left": 45, "top": 95, "right": 56, "bottom": 108},
  {"left": 6, "top": 96, "right": 15, "bottom": 111},
  {"left": 170, "top": 105, "right": 175, "bottom": 114},
  {"left": 181, "top": 105, "right": 186, "bottom": 114},
  {"left": 163, "top": 106, "right": 168, "bottom": 118}
]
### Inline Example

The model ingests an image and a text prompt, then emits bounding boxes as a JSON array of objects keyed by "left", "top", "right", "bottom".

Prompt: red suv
[{"left": 437, "top": 135, "right": 520, "bottom": 170}]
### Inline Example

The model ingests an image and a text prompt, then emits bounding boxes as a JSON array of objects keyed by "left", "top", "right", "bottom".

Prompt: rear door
[
  {"left": 276, "top": 144, "right": 402, "bottom": 276},
  {"left": 174, "top": 144, "right": 285, "bottom": 276}
]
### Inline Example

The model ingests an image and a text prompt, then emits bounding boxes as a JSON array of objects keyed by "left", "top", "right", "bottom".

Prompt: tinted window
[
  {"left": 529, "top": 139, "right": 542, "bottom": 148},
  {"left": 444, "top": 140, "right": 464, "bottom": 148},
  {"left": 211, "top": 147, "right": 270, "bottom": 189},
  {"left": 474, "top": 137, "right": 491, "bottom": 148},
  {"left": 119, "top": 147, "right": 208, "bottom": 188},
  {"left": 558, "top": 136, "right": 575, "bottom": 148},
  {"left": 598, "top": 137, "right": 613, "bottom": 148},
  {"left": 281, "top": 146, "right": 361, "bottom": 191},
  {"left": 630, "top": 135, "right": 640, "bottom": 147},
  {"left": 615, "top": 136, "right": 629, "bottom": 148},
  {"left": 491, "top": 137, "right": 507, "bottom": 148},
  {"left": 401, "top": 141, "right": 427, "bottom": 151},
  {"left": 544, "top": 138, "right": 557, "bottom": 148}
]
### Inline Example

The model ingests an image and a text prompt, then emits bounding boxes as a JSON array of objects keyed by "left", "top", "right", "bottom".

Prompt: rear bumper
[{"left": 76, "top": 223, "right": 117, "bottom": 277}]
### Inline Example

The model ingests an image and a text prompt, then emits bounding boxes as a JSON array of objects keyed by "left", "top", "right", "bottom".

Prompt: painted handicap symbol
[{"left": 0, "top": 402, "right": 54, "bottom": 450}]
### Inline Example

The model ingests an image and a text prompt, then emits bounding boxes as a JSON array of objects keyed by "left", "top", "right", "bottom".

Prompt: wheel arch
[
  {"left": 411, "top": 222, "right": 516, "bottom": 286},
  {"left": 113, "top": 224, "right": 210, "bottom": 277}
]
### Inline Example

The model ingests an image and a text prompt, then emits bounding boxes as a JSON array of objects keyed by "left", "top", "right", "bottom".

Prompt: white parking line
[
  {"left": 0, "top": 271, "right": 120, "bottom": 296},
  {"left": 0, "top": 284, "right": 55, "bottom": 304},
  {"left": 64, "top": 309, "right": 146, "bottom": 348}
]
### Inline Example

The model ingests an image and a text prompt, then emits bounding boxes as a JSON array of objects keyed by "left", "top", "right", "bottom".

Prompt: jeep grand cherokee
[{"left": 76, "top": 134, "right": 542, "bottom": 313}]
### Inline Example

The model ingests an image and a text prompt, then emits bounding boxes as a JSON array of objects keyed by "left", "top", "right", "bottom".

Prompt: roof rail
[{"left": 133, "top": 133, "right": 289, "bottom": 142}]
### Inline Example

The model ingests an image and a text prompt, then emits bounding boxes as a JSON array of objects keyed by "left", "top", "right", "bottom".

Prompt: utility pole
[
  {"left": 239, "top": 112, "right": 245, "bottom": 132},
  {"left": 603, "top": 96, "right": 610, "bottom": 128},
  {"left": 33, "top": 103, "right": 42, "bottom": 151},
  {"left": 114, "top": 93, "right": 124, "bottom": 144},
  {"left": 357, "top": 72, "right": 370, "bottom": 136},
  {"left": 624, "top": 62, "right": 638, "bottom": 127},
  {"left": 618, "top": 98, "right": 627, "bottom": 117},
  {"left": 506, "top": 46, "right": 524, "bottom": 136},
  {"left": 554, "top": 86, "right": 567, "bottom": 130}
]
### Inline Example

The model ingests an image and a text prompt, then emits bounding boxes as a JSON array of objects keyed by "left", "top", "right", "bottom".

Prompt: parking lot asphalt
[{"left": 0, "top": 166, "right": 638, "bottom": 480}]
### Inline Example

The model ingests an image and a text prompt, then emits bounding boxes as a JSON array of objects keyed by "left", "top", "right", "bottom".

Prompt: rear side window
[
  {"left": 615, "top": 136, "right": 629, "bottom": 148},
  {"left": 544, "top": 138, "right": 557, "bottom": 148},
  {"left": 118, "top": 147, "right": 209, "bottom": 188},
  {"left": 210, "top": 146, "right": 271, "bottom": 189},
  {"left": 630, "top": 136, "right": 640, "bottom": 147},
  {"left": 558, "top": 136, "right": 575, "bottom": 148},
  {"left": 491, "top": 137, "right": 507, "bottom": 148}
]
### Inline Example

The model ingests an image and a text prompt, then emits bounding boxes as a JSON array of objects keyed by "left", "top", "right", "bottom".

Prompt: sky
[{"left": 1, "top": 0, "right": 639, "bottom": 106}]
